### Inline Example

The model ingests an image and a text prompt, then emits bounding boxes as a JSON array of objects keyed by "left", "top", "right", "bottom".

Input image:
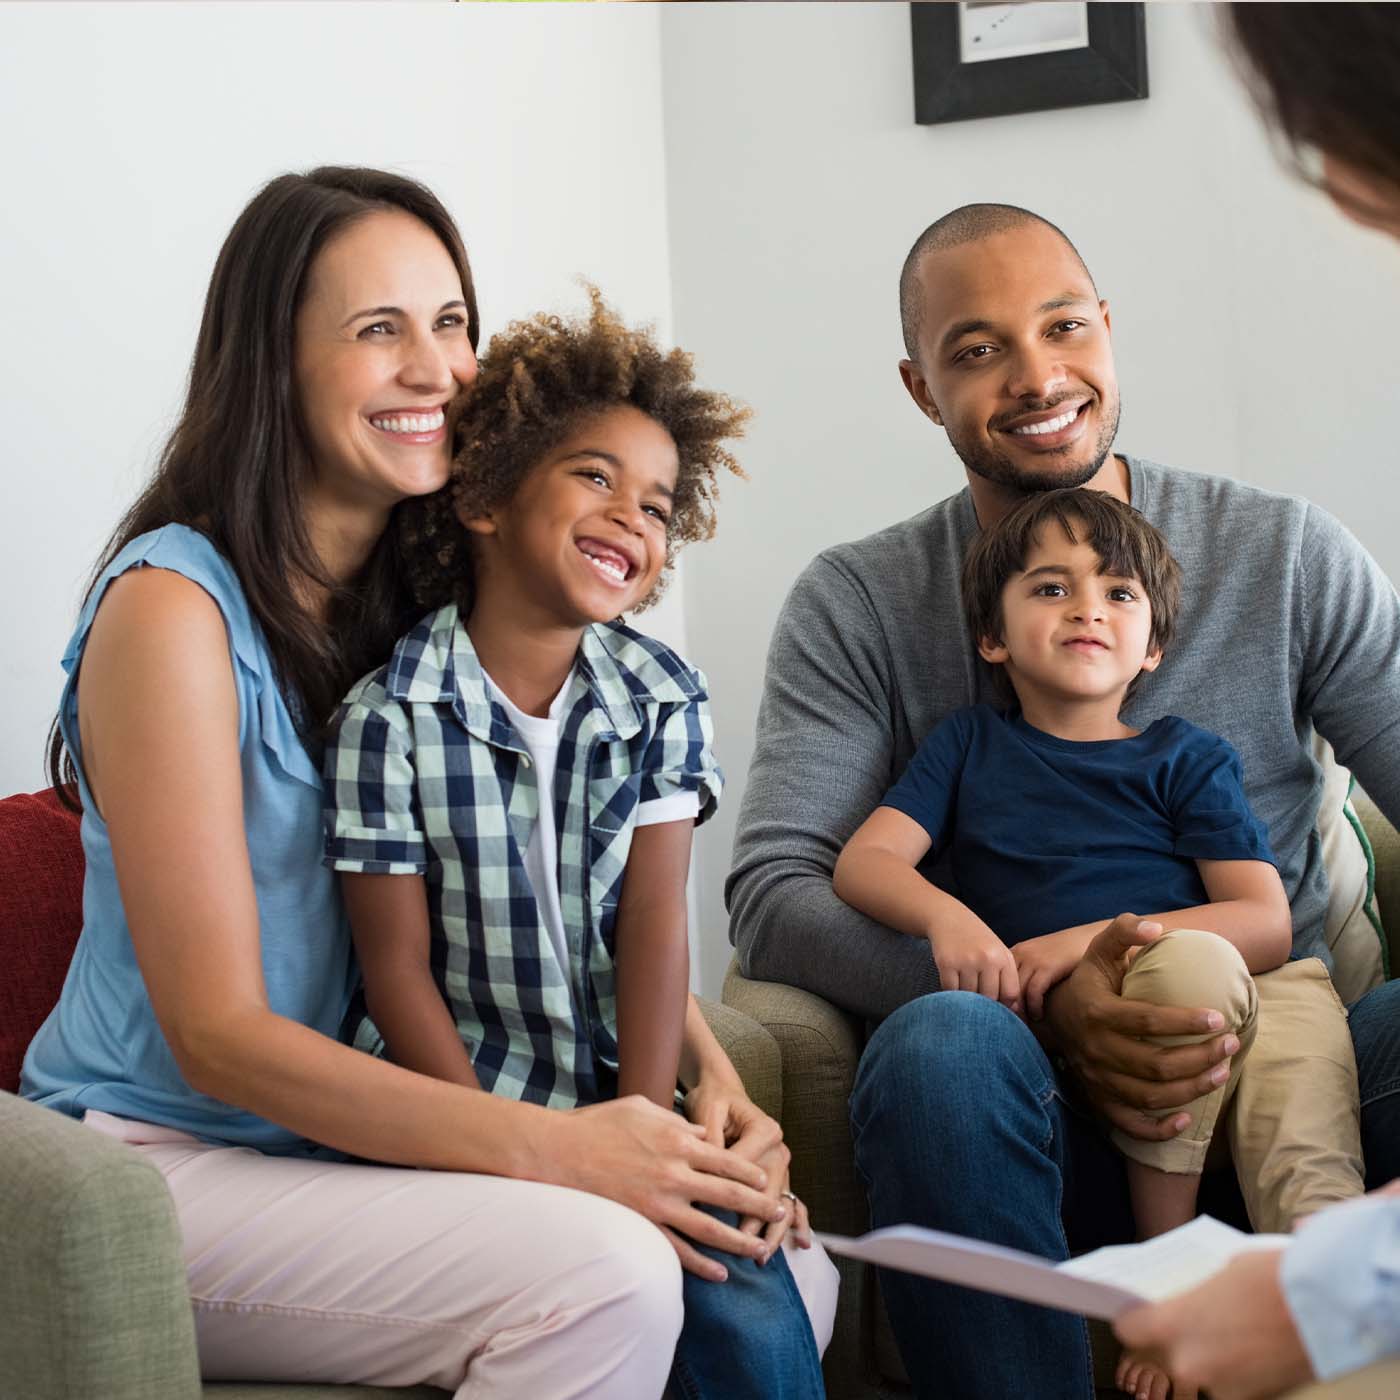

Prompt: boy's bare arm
[
  {"left": 1186, "top": 859, "right": 1294, "bottom": 971},
  {"left": 340, "top": 872, "right": 481, "bottom": 1089},
  {"left": 1032, "top": 859, "right": 1292, "bottom": 976},
  {"left": 835, "top": 807, "right": 1020, "bottom": 1007},
  {"left": 614, "top": 818, "right": 693, "bottom": 1109},
  {"left": 835, "top": 806, "right": 961, "bottom": 938}
]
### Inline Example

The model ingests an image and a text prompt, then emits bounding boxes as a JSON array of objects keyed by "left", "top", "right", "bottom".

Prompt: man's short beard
[{"left": 949, "top": 394, "right": 1122, "bottom": 496}]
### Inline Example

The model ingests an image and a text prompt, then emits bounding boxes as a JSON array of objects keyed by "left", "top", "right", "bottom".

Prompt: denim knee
[
  {"left": 854, "top": 992, "right": 1046, "bottom": 1118},
  {"left": 1351, "top": 978, "right": 1400, "bottom": 1105},
  {"left": 681, "top": 1242, "right": 807, "bottom": 1349},
  {"left": 1350, "top": 979, "right": 1400, "bottom": 1187},
  {"left": 674, "top": 1208, "right": 823, "bottom": 1399}
]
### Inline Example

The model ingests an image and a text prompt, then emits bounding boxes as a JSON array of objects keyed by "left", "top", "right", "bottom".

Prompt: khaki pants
[
  {"left": 1113, "top": 930, "right": 1364, "bottom": 1232},
  {"left": 1231, "top": 958, "right": 1366, "bottom": 1233}
]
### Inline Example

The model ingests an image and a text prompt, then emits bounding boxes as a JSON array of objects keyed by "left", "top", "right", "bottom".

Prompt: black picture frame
[{"left": 911, "top": 3, "right": 1148, "bottom": 126}]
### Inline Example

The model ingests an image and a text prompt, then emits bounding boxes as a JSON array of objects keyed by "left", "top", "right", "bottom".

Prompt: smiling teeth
[
  {"left": 1011, "top": 407, "right": 1078, "bottom": 436},
  {"left": 586, "top": 555, "right": 627, "bottom": 582},
  {"left": 369, "top": 410, "right": 445, "bottom": 434},
  {"left": 579, "top": 544, "right": 629, "bottom": 583}
]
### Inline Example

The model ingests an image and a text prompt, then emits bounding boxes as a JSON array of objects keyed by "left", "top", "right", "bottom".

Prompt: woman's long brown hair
[
  {"left": 47, "top": 166, "right": 478, "bottom": 807},
  {"left": 1225, "top": 4, "right": 1400, "bottom": 212}
]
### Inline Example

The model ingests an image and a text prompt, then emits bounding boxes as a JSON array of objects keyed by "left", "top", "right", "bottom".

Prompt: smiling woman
[
  {"left": 293, "top": 209, "right": 476, "bottom": 533},
  {"left": 46, "top": 169, "right": 480, "bottom": 771},
  {"left": 19, "top": 166, "right": 833, "bottom": 1398}
]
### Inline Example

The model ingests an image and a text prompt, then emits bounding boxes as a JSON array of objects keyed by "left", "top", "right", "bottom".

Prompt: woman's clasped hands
[
  {"left": 686, "top": 1073, "right": 813, "bottom": 1258},
  {"left": 553, "top": 1081, "right": 803, "bottom": 1283}
]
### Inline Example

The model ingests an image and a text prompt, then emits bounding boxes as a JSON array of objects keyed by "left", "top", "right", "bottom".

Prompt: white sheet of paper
[
  {"left": 815, "top": 1225, "right": 1142, "bottom": 1320},
  {"left": 815, "top": 1216, "right": 1290, "bottom": 1322},
  {"left": 1060, "top": 1215, "right": 1290, "bottom": 1303}
]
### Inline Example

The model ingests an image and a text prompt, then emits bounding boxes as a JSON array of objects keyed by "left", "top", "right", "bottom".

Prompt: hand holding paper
[{"left": 816, "top": 1215, "right": 1289, "bottom": 1322}]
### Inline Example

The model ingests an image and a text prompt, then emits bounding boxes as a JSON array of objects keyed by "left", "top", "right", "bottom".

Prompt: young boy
[
  {"left": 322, "top": 289, "right": 835, "bottom": 1398},
  {"left": 833, "top": 487, "right": 1363, "bottom": 1400}
]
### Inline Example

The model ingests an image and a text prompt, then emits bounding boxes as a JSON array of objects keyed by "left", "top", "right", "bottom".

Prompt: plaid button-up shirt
[{"left": 323, "top": 603, "right": 721, "bottom": 1109}]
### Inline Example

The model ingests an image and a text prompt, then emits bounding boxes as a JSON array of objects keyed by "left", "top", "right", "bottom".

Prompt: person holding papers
[{"left": 1112, "top": 7, "right": 1400, "bottom": 1398}]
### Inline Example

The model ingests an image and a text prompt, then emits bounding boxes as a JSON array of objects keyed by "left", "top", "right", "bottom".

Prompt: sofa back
[{"left": 0, "top": 788, "right": 84, "bottom": 1093}]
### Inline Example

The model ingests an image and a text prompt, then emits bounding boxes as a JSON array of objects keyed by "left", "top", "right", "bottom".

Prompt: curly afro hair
[{"left": 399, "top": 285, "right": 749, "bottom": 614}]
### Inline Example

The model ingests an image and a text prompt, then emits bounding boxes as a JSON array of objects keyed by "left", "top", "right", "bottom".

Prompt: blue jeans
[
  {"left": 850, "top": 986, "right": 1400, "bottom": 1400},
  {"left": 1351, "top": 977, "right": 1400, "bottom": 1186},
  {"left": 669, "top": 1206, "right": 826, "bottom": 1400},
  {"left": 851, "top": 993, "right": 1124, "bottom": 1400}
]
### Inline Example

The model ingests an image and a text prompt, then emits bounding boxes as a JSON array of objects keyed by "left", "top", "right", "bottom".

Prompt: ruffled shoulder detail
[{"left": 62, "top": 525, "right": 319, "bottom": 788}]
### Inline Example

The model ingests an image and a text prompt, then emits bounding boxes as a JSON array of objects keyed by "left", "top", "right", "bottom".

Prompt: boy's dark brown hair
[
  {"left": 961, "top": 488, "right": 1182, "bottom": 696},
  {"left": 399, "top": 285, "right": 749, "bottom": 614}
]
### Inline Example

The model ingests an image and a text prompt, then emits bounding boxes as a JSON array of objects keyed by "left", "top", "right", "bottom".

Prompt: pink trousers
[{"left": 86, "top": 1111, "right": 837, "bottom": 1398}]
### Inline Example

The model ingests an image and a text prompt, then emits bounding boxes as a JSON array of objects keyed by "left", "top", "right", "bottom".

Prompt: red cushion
[{"left": 0, "top": 788, "right": 84, "bottom": 1093}]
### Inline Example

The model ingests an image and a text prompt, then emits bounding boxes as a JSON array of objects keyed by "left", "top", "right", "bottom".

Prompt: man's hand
[
  {"left": 1012, "top": 928, "right": 1095, "bottom": 1021},
  {"left": 1114, "top": 1249, "right": 1313, "bottom": 1400},
  {"left": 1042, "top": 914, "right": 1239, "bottom": 1139},
  {"left": 929, "top": 922, "right": 1021, "bottom": 1010}
]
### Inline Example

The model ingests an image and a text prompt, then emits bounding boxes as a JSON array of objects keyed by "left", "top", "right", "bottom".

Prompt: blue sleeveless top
[{"left": 20, "top": 525, "right": 354, "bottom": 1154}]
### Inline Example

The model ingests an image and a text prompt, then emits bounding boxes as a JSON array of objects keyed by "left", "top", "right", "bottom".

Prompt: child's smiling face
[
  {"left": 978, "top": 522, "right": 1161, "bottom": 709},
  {"left": 461, "top": 403, "right": 679, "bottom": 628}
]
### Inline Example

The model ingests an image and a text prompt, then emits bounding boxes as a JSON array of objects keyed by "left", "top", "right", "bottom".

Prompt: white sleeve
[{"left": 635, "top": 790, "right": 702, "bottom": 827}]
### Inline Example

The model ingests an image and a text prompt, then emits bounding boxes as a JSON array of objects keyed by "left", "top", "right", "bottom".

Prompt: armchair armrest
[
  {"left": 722, "top": 961, "right": 879, "bottom": 1398},
  {"left": 695, "top": 993, "right": 784, "bottom": 1123},
  {"left": 720, "top": 963, "right": 865, "bottom": 1237},
  {"left": 0, "top": 1091, "right": 201, "bottom": 1400}
]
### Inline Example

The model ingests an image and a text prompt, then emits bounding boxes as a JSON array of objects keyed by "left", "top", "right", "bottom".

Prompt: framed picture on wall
[{"left": 912, "top": 2, "right": 1148, "bottom": 125}]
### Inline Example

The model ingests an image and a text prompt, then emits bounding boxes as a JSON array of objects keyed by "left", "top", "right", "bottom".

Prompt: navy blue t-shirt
[{"left": 882, "top": 705, "right": 1277, "bottom": 946}]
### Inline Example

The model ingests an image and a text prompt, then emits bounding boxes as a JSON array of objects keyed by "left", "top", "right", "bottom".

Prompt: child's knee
[
  {"left": 681, "top": 1240, "right": 819, "bottom": 1369},
  {"left": 1123, "top": 928, "right": 1255, "bottom": 1032}
]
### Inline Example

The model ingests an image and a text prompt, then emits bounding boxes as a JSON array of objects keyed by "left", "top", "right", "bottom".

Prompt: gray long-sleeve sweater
[{"left": 726, "top": 456, "right": 1400, "bottom": 1022}]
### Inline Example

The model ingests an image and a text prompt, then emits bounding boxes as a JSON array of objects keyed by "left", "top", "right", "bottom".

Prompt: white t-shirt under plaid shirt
[{"left": 323, "top": 603, "right": 723, "bottom": 1109}]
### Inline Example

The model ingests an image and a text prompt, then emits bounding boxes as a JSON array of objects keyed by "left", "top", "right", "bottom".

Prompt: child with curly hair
[{"left": 323, "top": 288, "right": 836, "bottom": 1398}]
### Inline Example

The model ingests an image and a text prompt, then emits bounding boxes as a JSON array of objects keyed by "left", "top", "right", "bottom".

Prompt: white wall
[
  {"left": 0, "top": 0, "right": 681, "bottom": 795},
  {"left": 8, "top": 4, "right": 1400, "bottom": 1000},
  {"left": 658, "top": 3, "right": 1400, "bottom": 994}
]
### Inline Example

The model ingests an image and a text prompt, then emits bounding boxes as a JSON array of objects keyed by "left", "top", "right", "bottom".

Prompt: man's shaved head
[
  {"left": 894, "top": 205, "right": 1119, "bottom": 504},
  {"left": 899, "top": 204, "right": 1096, "bottom": 360}
]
